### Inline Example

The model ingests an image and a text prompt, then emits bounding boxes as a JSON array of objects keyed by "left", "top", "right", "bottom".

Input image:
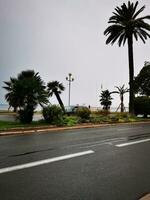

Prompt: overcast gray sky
[{"left": 0, "top": 0, "right": 150, "bottom": 108}]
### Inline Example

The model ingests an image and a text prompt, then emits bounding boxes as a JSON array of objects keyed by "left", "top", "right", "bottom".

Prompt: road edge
[{"left": 0, "top": 121, "right": 150, "bottom": 136}]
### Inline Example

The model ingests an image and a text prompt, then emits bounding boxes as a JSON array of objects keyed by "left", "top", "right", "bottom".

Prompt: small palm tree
[
  {"left": 3, "top": 70, "right": 48, "bottom": 123},
  {"left": 47, "top": 81, "right": 65, "bottom": 113},
  {"left": 100, "top": 90, "right": 113, "bottom": 111},
  {"left": 104, "top": 1, "right": 150, "bottom": 114},
  {"left": 114, "top": 85, "right": 129, "bottom": 112}
]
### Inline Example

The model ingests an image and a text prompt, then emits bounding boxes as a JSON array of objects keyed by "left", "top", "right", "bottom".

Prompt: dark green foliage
[
  {"left": 134, "top": 62, "right": 150, "bottom": 96},
  {"left": 42, "top": 105, "right": 64, "bottom": 125},
  {"left": 100, "top": 90, "right": 113, "bottom": 111},
  {"left": 3, "top": 78, "right": 20, "bottom": 111},
  {"left": 104, "top": 1, "right": 150, "bottom": 114},
  {"left": 18, "top": 106, "right": 34, "bottom": 124},
  {"left": 90, "top": 112, "right": 137, "bottom": 124},
  {"left": 90, "top": 115, "right": 110, "bottom": 123},
  {"left": 3, "top": 70, "right": 48, "bottom": 123},
  {"left": 104, "top": 1, "right": 150, "bottom": 47},
  {"left": 63, "top": 116, "right": 79, "bottom": 126},
  {"left": 47, "top": 81, "right": 65, "bottom": 113},
  {"left": 76, "top": 107, "right": 91, "bottom": 120},
  {"left": 134, "top": 96, "right": 150, "bottom": 117}
]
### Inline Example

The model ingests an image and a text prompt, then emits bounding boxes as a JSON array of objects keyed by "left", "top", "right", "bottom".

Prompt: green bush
[
  {"left": 42, "top": 105, "right": 63, "bottom": 125},
  {"left": 90, "top": 115, "right": 107, "bottom": 123},
  {"left": 76, "top": 107, "right": 91, "bottom": 120},
  {"left": 92, "top": 109, "right": 110, "bottom": 116},
  {"left": 63, "top": 116, "right": 79, "bottom": 126},
  {"left": 90, "top": 112, "right": 138, "bottom": 124},
  {"left": 134, "top": 96, "right": 150, "bottom": 117},
  {"left": 109, "top": 114, "right": 119, "bottom": 122}
]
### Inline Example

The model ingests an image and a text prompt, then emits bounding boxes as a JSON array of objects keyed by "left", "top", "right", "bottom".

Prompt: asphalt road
[{"left": 0, "top": 123, "right": 150, "bottom": 200}]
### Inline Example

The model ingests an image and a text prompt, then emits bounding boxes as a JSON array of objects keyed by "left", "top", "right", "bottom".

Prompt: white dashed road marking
[
  {"left": 0, "top": 150, "right": 94, "bottom": 174},
  {"left": 116, "top": 138, "right": 150, "bottom": 147}
]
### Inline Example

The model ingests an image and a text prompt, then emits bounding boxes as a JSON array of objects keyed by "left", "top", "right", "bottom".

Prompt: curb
[
  {"left": 0, "top": 124, "right": 113, "bottom": 136},
  {"left": 0, "top": 121, "right": 150, "bottom": 136}
]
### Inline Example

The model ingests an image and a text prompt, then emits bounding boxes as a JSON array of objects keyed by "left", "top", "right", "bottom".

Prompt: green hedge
[
  {"left": 134, "top": 96, "right": 150, "bottom": 117},
  {"left": 76, "top": 107, "right": 91, "bottom": 120},
  {"left": 42, "top": 105, "right": 63, "bottom": 125}
]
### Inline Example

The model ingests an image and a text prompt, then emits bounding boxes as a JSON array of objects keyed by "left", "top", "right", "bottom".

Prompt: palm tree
[
  {"left": 3, "top": 77, "right": 24, "bottom": 112},
  {"left": 16, "top": 70, "right": 48, "bottom": 109},
  {"left": 100, "top": 90, "right": 113, "bottom": 111},
  {"left": 3, "top": 70, "right": 48, "bottom": 123},
  {"left": 47, "top": 81, "right": 65, "bottom": 113},
  {"left": 114, "top": 85, "right": 129, "bottom": 112},
  {"left": 104, "top": 1, "right": 150, "bottom": 114}
]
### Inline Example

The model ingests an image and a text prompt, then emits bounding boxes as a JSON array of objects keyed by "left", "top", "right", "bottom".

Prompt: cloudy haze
[{"left": 0, "top": 0, "right": 150, "bottom": 108}]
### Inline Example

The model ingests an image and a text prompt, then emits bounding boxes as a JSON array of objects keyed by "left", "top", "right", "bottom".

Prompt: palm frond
[
  {"left": 104, "top": 1, "right": 150, "bottom": 46},
  {"left": 133, "top": 5, "right": 145, "bottom": 19}
]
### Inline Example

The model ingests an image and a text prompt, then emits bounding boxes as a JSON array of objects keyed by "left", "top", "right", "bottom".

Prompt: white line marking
[
  {"left": 81, "top": 142, "right": 112, "bottom": 148},
  {"left": 117, "top": 127, "right": 142, "bottom": 131},
  {"left": 68, "top": 137, "right": 126, "bottom": 148},
  {"left": 0, "top": 150, "right": 94, "bottom": 174},
  {"left": 116, "top": 138, "right": 150, "bottom": 147}
]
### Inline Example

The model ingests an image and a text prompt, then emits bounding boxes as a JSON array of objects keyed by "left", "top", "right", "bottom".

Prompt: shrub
[
  {"left": 92, "top": 109, "right": 110, "bottom": 116},
  {"left": 134, "top": 96, "right": 150, "bottom": 117},
  {"left": 76, "top": 107, "right": 91, "bottom": 120},
  {"left": 118, "top": 118, "right": 125, "bottom": 123},
  {"left": 42, "top": 105, "right": 63, "bottom": 125},
  {"left": 90, "top": 115, "right": 107, "bottom": 123},
  {"left": 63, "top": 116, "right": 79, "bottom": 126},
  {"left": 109, "top": 114, "right": 119, "bottom": 122}
]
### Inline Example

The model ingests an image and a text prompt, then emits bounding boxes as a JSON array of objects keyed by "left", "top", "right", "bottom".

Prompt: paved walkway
[{"left": 0, "top": 113, "right": 43, "bottom": 122}]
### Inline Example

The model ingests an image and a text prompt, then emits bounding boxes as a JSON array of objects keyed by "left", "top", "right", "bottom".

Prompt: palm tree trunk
[
  {"left": 128, "top": 36, "right": 135, "bottom": 114},
  {"left": 55, "top": 92, "right": 65, "bottom": 113},
  {"left": 120, "top": 95, "right": 124, "bottom": 112}
]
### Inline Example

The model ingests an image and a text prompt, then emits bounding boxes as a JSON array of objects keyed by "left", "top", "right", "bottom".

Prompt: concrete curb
[
  {"left": 0, "top": 124, "right": 113, "bottom": 136},
  {"left": 0, "top": 121, "right": 150, "bottom": 136}
]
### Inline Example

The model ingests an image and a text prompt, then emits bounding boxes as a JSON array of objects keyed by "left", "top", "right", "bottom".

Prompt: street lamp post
[{"left": 66, "top": 73, "right": 74, "bottom": 106}]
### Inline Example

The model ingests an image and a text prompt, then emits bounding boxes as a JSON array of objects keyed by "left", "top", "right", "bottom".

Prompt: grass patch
[
  {"left": 0, "top": 120, "right": 51, "bottom": 131},
  {"left": 90, "top": 113, "right": 150, "bottom": 124},
  {"left": 63, "top": 116, "right": 79, "bottom": 126}
]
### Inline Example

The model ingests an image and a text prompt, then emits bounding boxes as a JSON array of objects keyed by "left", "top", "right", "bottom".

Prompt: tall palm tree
[
  {"left": 47, "top": 81, "right": 65, "bottom": 113},
  {"left": 114, "top": 85, "right": 129, "bottom": 112},
  {"left": 104, "top": 1, "right": 150, "bottom": 114}
]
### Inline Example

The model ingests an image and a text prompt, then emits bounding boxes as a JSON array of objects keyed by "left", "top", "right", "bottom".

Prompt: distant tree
[
  {"left": 47, "top": 81, "right": 65, "bottom": 113},
  {"left": 104, "top": 1, "right": 150, "bottom": 114},
  {"left": 134, "top": 62, "right": 150, "bottom": 96},
  {"left": 100, "top": 90, "right": 113, "bottom": 111},
  {"left": 114, "top": 85, "right": 129, "bottom": 112},
  {"left": 3, "top": 70, "right": 48, "bottom": 123}
]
